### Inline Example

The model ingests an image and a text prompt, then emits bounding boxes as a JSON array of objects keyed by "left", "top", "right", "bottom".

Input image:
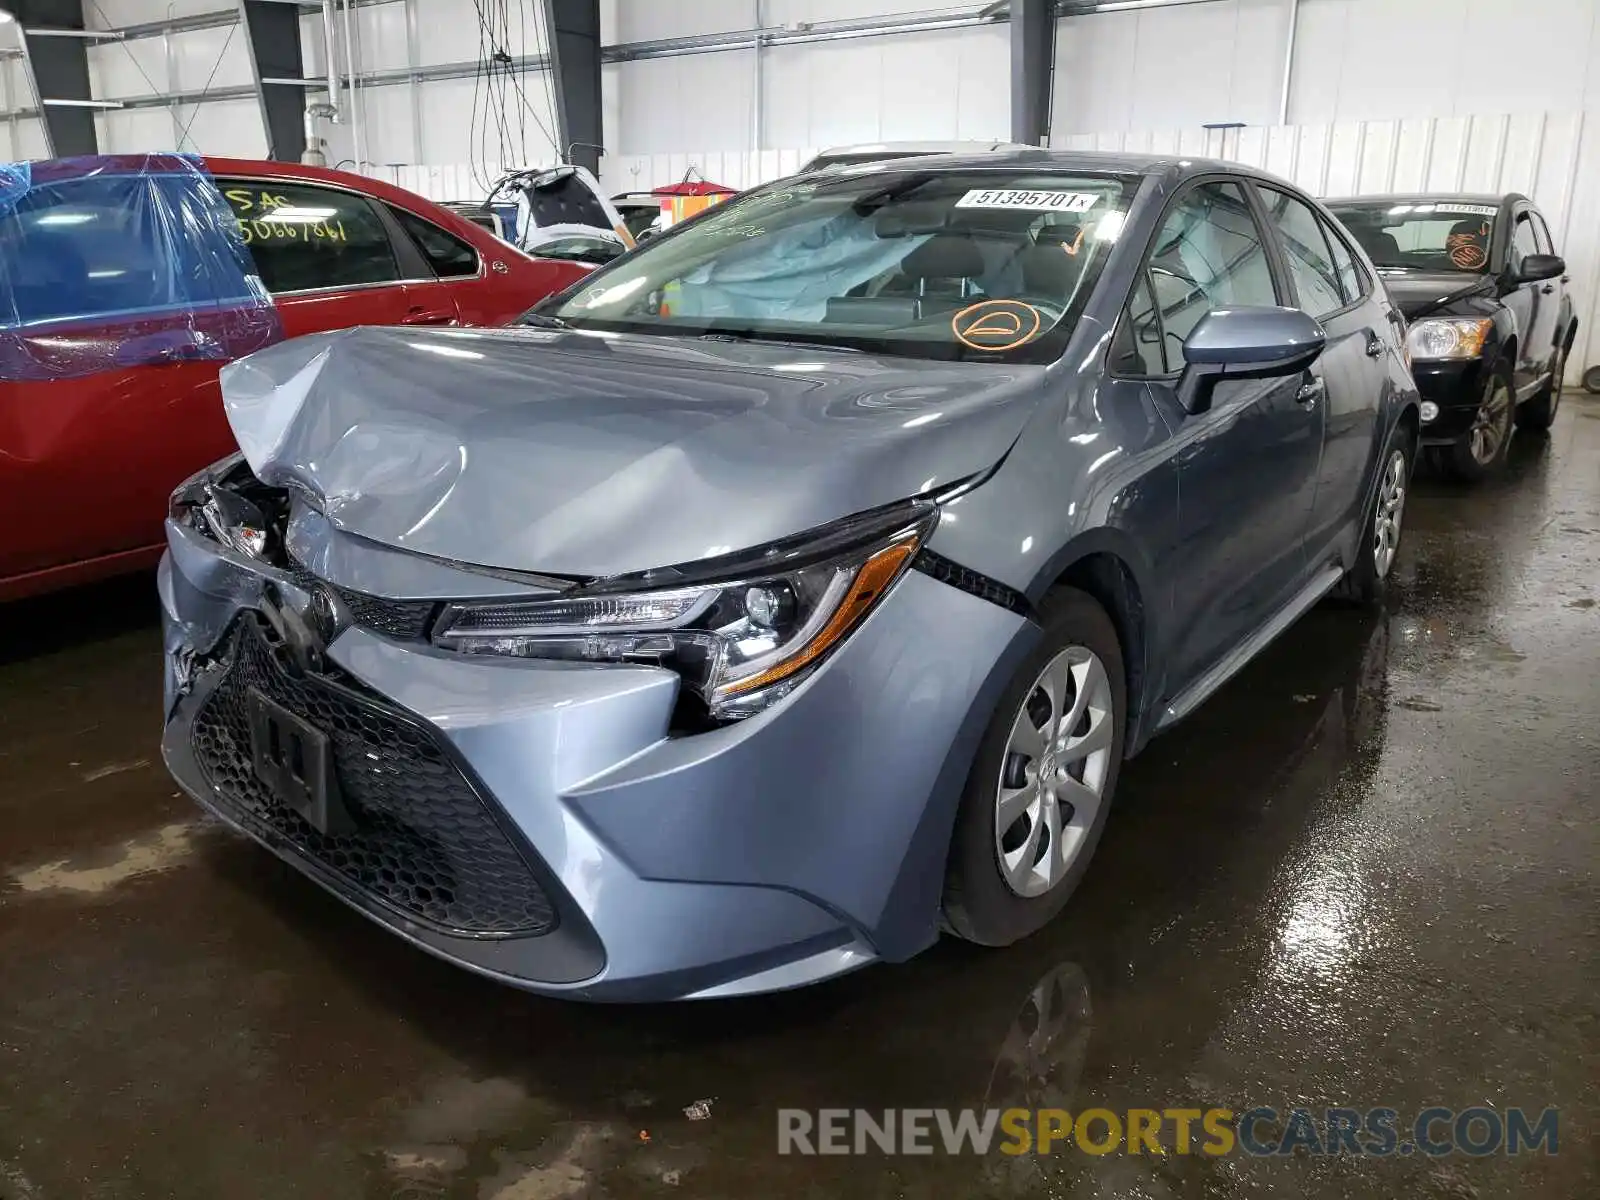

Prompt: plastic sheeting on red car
[{"left": 0, "top": 154, "right": 282, "bottom": 382}]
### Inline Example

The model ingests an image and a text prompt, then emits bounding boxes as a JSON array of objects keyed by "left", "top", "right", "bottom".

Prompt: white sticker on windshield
[
  {"left": 1394, "top": 202, "right": 1497, "bottom": 217},
  {"left": 954, "top": 189, "right": 1100, "bottom": 213}
]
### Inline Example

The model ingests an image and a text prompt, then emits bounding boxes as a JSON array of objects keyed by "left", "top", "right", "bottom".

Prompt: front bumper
[
  {"left": 159, "top": 521, "right": 1033, "bottom": 1001},
  {"left": 1411, "top": 359, "right": 1487, "bottom": 444}
]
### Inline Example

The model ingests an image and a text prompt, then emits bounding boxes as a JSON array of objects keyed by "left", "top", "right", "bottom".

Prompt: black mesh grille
[
  {"left": 282, "top": 564, "right": 437, "bottom": 643},
  {"left": 191, "top": 619, "right": 557, "bottom": 937},
  {"left": 914, "top": 549, "right": 1032, "bottom": 616},
  {"left": 336, "top": 588, "right": 438, "bottom": 642}
]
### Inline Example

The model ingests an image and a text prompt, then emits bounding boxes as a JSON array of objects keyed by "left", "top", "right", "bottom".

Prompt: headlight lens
[
  {"left": 1406, "top": 317, "right": 1492, "bottom": 361},
  {"left": 432, "top": 506, "right": 936, "bottom": 719}
]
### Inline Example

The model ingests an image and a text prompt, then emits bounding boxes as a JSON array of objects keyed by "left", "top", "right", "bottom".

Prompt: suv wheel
[
  {"left": 1516, "top": 341, "right": 1567, "bottom": 432},
  {"left": 1438, "top": 360, "right": 1514, "bottom": 481},
  {"left": 943, "top": 588, "right": 1126, "bottom": 946}
]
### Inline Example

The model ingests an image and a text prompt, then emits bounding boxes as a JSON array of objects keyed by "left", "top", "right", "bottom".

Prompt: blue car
[{"left": 159, "top": 151, "right": 1419, "bottom": 1000}]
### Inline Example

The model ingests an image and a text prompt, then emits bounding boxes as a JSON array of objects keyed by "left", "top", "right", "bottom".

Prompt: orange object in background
[{"left": 653, "top": 180, "right": 736, "bottom": 228}]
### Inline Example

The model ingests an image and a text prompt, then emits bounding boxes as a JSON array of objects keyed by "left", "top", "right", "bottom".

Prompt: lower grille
[{"left": 191, "top": 618, "right": 557, "bottom": 937}]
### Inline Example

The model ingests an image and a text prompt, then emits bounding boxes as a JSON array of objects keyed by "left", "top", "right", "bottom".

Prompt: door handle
[
  {"left": 1541, "top": 284, "right": 1556, "bottom": 294},
  {"left": 1363, "top": 330, "right": 1386, "bottom": 358},
  {"left": 402, "top": 307, "right": 457, "bottom": 326},
  {"left": 1296, "top": 378, "right": 1325, "bottom": 406}
]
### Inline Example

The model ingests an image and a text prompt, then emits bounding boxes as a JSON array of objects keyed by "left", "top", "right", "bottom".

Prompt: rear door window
[
  {"left": 1322, "top": 219, "right": 1368, "bottom": 305},
  {"left": 219, "top": 179, "right": 401, "bottom": 294},
  {"left": 1259, "top": 187, "right": 1345, "bottom": 318},
  {"left": 390, "top": 206, "right": 480, "bottom": 278}
]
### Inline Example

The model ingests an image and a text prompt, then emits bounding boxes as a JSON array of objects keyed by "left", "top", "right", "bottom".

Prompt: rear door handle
[
  {"left": 1541, "top": 284, "right": 1556, "bottom": 294},
  {"left": 1296, "top": 377, "right": 1325, "bottom": 406},
  {"left": 403, "top": 307, "right": 457, "bottom": 326}
]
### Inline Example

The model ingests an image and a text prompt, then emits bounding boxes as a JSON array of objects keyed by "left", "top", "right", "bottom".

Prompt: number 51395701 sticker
[{"left": 954, "top": 189, "right": 1100, "bottom": 213}]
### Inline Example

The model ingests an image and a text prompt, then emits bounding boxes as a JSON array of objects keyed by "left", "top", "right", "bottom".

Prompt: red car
[{"left": 0, "top": 156, "right": 590, "bottom": 602}]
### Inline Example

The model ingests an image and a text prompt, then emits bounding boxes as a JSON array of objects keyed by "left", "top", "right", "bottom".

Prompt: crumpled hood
[
  {"left": 1379, "top": 270, "right": 1494, "bottom": 320},
  {"left": 220, "top": 325, "right": 1048, "bottom": 579}
]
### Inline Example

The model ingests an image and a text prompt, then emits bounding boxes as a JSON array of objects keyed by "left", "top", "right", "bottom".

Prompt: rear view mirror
[
  {"left": 1176, "top": 306, "right": 1327, "bottom": 415},
  {"left": 1514, "top": 253, "right": 1565, "bottom": 284}
]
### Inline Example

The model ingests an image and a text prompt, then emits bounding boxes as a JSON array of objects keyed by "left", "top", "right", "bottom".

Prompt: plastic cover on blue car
[{"left": 0, "top": 153, "right": 283, "bottom": 382}]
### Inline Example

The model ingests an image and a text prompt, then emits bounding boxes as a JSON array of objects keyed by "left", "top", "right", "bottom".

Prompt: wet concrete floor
[{"left": 1, "top": 401, "right": 1597, "bottom": 1200}]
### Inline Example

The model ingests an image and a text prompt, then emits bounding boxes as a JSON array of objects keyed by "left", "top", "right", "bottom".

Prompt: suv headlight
[
  {"left": 1406, "top": 317, "right": 1492, "bottom": 361},
  {"left": 431, "top": 504, "right": 937, "bottom": 720}
]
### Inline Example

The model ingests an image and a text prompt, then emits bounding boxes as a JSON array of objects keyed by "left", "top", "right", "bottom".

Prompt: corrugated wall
[{"left": 374, "top": 110, "right": 1600, "bottom": 384}]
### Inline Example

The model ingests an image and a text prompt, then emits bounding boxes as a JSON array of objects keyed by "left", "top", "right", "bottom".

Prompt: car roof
[
  {"left": 803, "top": 146, "right": 1290, "bottom": 183},
  {"left": 1325, "top": 192, "right": 1515, "bottom": 207},
  {"left": 813, "top": 139, "right": 1030, "bottom": 156}
]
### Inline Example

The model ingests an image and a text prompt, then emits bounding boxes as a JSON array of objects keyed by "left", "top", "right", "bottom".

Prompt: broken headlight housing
[
  {"left": 168, "top": 454, "right": 288, "bottom": 561},
  {"left": 431, "top": 504, "right": 937, "bottom": 720}
]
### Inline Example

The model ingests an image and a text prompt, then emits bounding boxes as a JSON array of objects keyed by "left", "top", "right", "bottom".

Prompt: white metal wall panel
[{"left": 617, "top": 0, "right": 757, "bottom": 42}]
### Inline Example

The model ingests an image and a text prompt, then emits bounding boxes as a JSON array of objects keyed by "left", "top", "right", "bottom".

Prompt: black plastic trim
[{"left": 914, "top": 549, "right": 1033, "bottom": 617}]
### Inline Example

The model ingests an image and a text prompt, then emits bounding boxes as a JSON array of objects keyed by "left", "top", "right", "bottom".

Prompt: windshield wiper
[
  {"left": 698, "top": 331, "right": 865, "bottom": 354},
  {"left": 517, "top": 312, "right": 570, "bottom": 329}
]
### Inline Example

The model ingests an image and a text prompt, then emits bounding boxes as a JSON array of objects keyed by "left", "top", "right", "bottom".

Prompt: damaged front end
[{"left": 157, "top": 445, "right": 1031, "bottom": 1000}]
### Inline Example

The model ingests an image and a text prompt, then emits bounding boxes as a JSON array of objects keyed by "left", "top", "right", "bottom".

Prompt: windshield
[
  {"left": 532, "top": 170, "right": 1137, "bottom": 362},
  {"left": 1327, "top": 200, "right": 1498, "bottom": 273}
]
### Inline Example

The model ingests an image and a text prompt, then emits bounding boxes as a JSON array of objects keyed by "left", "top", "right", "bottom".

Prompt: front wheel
[
  {"left": 1438, "top": 361, "right": 1514, "bottom": 482},
  {"left": 943, "top": 588, "right": 1126, "bottom": 947}
]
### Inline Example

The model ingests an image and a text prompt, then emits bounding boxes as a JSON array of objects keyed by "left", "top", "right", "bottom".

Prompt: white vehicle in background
[
  {"left": 799, "top": 139, "right": 1034, "bottom": 173},
  {"left": 449, "top": 164, "right": 633, "bottom": 259}
]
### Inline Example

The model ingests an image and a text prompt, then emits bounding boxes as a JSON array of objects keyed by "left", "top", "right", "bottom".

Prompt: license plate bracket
[{"left": 246, "top": 687, "right": 352, "bottom": 836}]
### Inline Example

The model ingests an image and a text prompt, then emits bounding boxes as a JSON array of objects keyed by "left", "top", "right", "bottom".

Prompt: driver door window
[
  {"left": 1510, "top": 214, "right": 1539, "bottom": 274},
  {"left": 1116, "top": 180, "right": 1278, "bottom": 374}
]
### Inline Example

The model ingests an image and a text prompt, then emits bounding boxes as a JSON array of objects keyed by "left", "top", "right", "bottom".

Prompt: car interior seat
[{"left": 1019, "top": 222, "right": 1088, "bottom": 299}]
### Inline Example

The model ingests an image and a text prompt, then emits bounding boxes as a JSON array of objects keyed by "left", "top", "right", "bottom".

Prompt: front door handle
[
  {"left": 1296, "top": 377, "right": 1325, "bottom": 407},
  {"left": 1363, "top": 330, "right": 1386, "bottom": 358}
]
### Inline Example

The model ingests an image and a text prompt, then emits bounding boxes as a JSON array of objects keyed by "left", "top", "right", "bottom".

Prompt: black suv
[{"left": 1327, "top": 193, "right": 1575, "bottom": 481}]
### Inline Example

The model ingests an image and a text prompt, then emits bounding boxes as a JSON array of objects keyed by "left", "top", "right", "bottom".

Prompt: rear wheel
[
  {"left": 1333, "top": 425, "right": 1411, "bottom": 606},
  {"left": 944, "top": 588, "right": 1126, "bottom": 947},
  {"left": 1516, "top": 340, "right": 1567, "bottom": 432},
  {"left": 1439, "top": 361, "right": 1514, "bottom": 482}
]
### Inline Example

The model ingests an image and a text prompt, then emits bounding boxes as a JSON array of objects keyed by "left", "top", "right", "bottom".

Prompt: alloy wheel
[
  {"left": 1374, "top": 447, "right": 1407, "bottom": 578},
  {"left": 995, "top": 646, "right": 1115, "bottom": 898},
  {"left": 1468, "top": 377, "right": 1512, "bottom": 464}
]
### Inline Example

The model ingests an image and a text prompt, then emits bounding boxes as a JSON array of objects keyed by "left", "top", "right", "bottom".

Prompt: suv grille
[{"left": 191, "top": 618, "right": 557, "bottom": 937}]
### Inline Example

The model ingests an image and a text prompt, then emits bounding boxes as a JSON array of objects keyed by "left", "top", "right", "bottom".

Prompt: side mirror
[
  {"left": 1514, "top": 253, "right": 1564, "bottom": 284},
  {"left": 1176, "top": 306, "right": 1327, "bottom": 415}
]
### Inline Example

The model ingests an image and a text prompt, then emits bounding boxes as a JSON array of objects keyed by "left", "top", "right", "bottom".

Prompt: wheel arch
[{"left": 1026, "top": 532, "right": 1155, "bottom": 756}]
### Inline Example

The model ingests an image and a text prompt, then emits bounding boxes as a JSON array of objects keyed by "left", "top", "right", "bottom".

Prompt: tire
[
  {"left": 1439, "top": 360, "right": 1515, "bottom": 482},
  {"left": 1516, "top": 340, "right": 1567, "bottom": 432},
  {"left": 1583, "top": 365, "right": 1600, "bottom": 395},
  {"left": 1333, "top": 423, "right": 1412, "bottom": 607},
  {"left": 943, "top": 587, "right": 1126, "bottom": 947}
]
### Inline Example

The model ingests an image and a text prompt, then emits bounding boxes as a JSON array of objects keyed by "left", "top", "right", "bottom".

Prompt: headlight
[
  {"left": 432, "top": 505, "right": 937, "bottom": 720},
  {"left": 1406, "top": 317, "right": 1492, "bottom": 361}
]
